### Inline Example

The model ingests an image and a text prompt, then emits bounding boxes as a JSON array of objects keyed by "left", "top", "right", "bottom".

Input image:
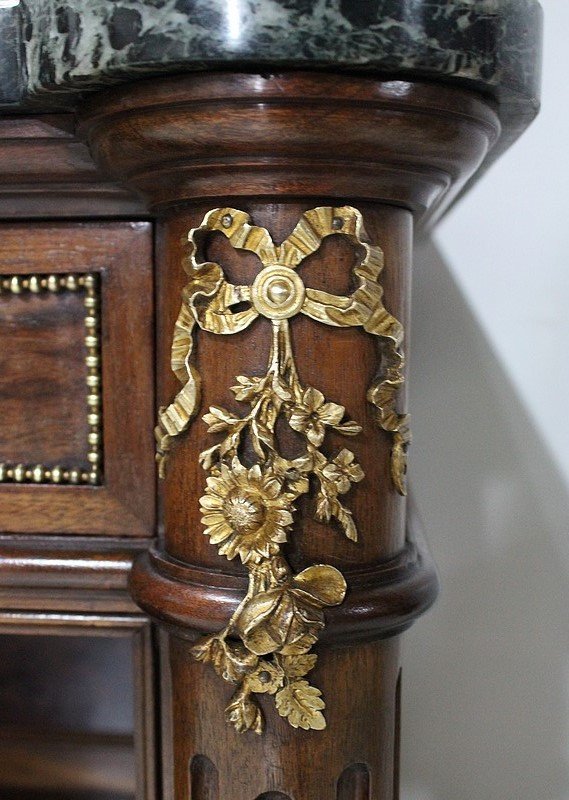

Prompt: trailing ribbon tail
[{"left": 155, "top": 303, "right": 200, "bottom": 478}]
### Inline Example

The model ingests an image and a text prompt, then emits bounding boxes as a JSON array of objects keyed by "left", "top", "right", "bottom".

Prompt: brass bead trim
[{"left": 0, "top": 272, "right": 102, "bottom": 486}]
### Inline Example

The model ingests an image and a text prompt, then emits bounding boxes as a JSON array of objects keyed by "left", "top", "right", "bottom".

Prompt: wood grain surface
[
  {"left": 0, "top": 115, "right": 145, "bottom": 218},
  {"left": 81, "top": 72, "right": 499, "bottom": 222},
  {"left": 0, "top": 289, "right": 90, "bottom": 466}
]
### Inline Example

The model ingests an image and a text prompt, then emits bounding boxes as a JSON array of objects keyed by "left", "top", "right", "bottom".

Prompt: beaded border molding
[{"left": 0, "top": 272, "right": 102, "bottom": 486}]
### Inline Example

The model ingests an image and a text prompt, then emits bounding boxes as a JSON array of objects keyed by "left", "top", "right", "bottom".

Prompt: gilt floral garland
[{"left": 155, "top": 206, "right": 410, "bottom": 734}]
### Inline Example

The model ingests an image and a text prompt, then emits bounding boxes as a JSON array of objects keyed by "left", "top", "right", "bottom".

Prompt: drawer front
[{"left": 0, "top": 223, "right": 154, "bottom": 536}]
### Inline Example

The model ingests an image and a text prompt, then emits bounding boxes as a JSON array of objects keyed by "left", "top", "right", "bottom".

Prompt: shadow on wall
[{"left": 401, "top": 239, "right": 569, "bottom": 800}]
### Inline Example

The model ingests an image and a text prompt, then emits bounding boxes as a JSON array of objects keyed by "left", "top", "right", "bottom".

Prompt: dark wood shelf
[{"left": 0, "top": 730, "right": 135, "bottom": 798}]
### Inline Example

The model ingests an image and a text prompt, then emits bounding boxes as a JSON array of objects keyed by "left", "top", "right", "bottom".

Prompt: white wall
[{"left": 402, "top": 2, "right": 569, "bottom": 798}]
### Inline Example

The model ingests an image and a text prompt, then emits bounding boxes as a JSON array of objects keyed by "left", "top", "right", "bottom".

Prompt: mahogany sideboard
[{"left": 0, "top": 2, "right": 542, "bottom": 799}]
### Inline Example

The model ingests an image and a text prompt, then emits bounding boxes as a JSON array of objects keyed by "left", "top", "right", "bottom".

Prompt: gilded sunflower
[
  {"left": 199, "top": 460, "right": 294, "bottom": 563},
  {"left": 288, "top": 387, "right": 346, "bottom": 446}
]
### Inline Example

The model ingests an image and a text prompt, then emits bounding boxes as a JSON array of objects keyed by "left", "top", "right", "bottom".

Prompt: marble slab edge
[{"left": 0, "top": 0, "right": 543, "bottom": 220}]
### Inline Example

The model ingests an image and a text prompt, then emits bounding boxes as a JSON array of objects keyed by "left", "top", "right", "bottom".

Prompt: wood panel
[
  {"left": 0, "top": 286, "right": 90, "bottom": 467},
  {"left": 0, "top": 223, "right": 155, "bottom": 536}
]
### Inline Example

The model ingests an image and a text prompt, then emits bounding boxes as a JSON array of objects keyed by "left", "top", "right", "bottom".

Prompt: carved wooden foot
[{"left": 79, "top": 72, "right": 498, "bottom": 799}]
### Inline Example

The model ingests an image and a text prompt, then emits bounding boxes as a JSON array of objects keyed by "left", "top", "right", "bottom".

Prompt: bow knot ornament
[{"left": 155, "top": 206, "right": 410, "bottom": 734}]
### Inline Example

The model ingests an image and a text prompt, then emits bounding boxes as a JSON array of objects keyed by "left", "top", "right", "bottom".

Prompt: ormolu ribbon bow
[{"left": 155, "top": 205, "right": 410, "bottom": 494}]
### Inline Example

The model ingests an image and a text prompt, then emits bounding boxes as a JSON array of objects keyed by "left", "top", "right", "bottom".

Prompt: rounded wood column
[
  {"left": 79, "top": 72, "right": 498, "bottom": 800},
  {"left": 157, "top": 201, "right": 411, "bottom": 571}
]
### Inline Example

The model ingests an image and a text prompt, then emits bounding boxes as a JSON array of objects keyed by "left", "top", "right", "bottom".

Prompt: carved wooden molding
[{"left": 0, "top": 116, "right": 145, "bottom": 219}]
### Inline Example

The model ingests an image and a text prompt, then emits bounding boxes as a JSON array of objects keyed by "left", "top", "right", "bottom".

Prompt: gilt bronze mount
[{"left": 155, "top": 205, "right": 410, "bottom": 733}]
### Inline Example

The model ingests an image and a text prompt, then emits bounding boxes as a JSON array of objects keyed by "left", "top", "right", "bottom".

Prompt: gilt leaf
[{"left": 275, "top": 680, "right": 326, "bottom": 730}]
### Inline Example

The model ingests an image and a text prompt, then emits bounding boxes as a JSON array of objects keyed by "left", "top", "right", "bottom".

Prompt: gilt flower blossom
[
  {"left": 288, "top": 387, "right": 345, "bottom": 446},
  {"left": 322, "top": 449, "right": 365, "bottom": 494},
  {"left": 199, "top": 460, "right": 294, "bottom": 563}
]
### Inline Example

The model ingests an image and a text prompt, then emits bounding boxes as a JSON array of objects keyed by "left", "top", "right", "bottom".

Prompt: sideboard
[{"left": 0, "top": 2, "right": 542, "bottom": 798}]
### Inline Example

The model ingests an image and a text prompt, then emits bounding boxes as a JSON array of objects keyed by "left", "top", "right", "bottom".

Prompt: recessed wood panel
[
  {"left": 0, "top": 614, "right": 156, "bottom": 800},
  {"left": 0, "top": 289, "right": 88, "bottom": 464},
  {"left": 0, "top": 223, "right": 155, "bottom": 536},
  {"left": 0, "top": 277, "right": 96, "bottom": 481}
]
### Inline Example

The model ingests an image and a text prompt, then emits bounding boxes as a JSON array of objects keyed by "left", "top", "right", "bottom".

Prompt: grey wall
[
  {"left": 401, "top": 3, "right": 569, "bottom": 795},
  {"left": 401, "top": 238, "right": 569, "bottom": 800}
]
